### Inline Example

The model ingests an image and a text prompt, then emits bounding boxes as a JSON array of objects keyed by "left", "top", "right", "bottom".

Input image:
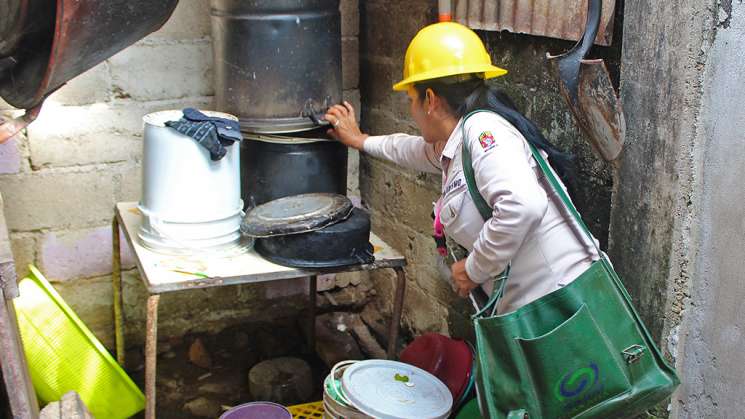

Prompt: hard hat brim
[{"left": 392, "top": 64, "right": 508, "bottom": 91}]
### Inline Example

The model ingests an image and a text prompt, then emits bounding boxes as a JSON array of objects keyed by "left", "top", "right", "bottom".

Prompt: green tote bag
[{"left": 460, "top": 111, "right": 680, "bottom": 419}]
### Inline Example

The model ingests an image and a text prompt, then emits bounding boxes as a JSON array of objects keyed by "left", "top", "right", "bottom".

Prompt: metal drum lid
[
  {"left": 242, "top": 132, "right": 335, "bottom": 145},
  {"left": 341, "top": 360, "right": 453, "bottom": 419},
  {"left": 240, "top": 193, "right": 353, "bottom": 238}
]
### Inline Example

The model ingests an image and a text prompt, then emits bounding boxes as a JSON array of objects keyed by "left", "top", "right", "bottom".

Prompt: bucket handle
[{"left": 329, "top": 360, "right": 358, "bottom": 407}]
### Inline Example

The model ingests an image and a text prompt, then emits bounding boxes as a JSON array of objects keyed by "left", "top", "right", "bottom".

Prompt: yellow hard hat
[{"left": 393, "top": 22, "right": 507, "bottom": 91}]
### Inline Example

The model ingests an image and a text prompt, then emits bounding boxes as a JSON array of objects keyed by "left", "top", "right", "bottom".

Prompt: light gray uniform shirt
[{"left": 363, "top": 112, "right": 599, "bottom": 313}]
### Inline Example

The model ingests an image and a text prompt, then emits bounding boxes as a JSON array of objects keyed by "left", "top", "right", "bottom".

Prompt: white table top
[{"left": 115, "top": 202, "right": 406, "bottom": 293}]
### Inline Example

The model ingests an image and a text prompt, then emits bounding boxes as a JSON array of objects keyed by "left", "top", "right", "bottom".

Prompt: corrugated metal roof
[{"left": 453, "top": 0, "right": 616, "bottom": 46}]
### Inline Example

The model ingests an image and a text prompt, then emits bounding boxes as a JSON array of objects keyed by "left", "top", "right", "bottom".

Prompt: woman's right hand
[{"left": 324, "top": 101, "right": 368, "bottom": 150}]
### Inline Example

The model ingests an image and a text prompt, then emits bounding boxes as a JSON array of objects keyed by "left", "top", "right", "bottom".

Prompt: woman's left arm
[{"left": 462, "top": 115, "right": 549, "bottom": 285}]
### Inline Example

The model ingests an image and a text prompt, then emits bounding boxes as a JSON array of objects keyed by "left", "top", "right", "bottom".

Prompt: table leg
[
  {"left": 387, "top": 267, "right": 407, "bottom": 360},
  {"left": 112, "top": 216, "right": 125, "bottom": 366},
  {"left": 308, "top": 275, "right": 317, "bottom": 354},
  {"left": 145, "top": 294, "right": 160, "bottom": 419}
]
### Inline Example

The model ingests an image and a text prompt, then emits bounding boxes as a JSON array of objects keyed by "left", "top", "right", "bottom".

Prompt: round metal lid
[
  {"left": 341, "top": 360, "right": 453, "bottom": 419},
  {"left": 240, "top": 193, "right": 353, "bottom": 238},
  {"left": 242, "top": 132, "right": 334, "bottom": 145}
]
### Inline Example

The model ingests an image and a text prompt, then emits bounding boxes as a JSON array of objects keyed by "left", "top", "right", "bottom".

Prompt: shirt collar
[{"left": 440, "top": 117, "right": 465, "bottom": 162}]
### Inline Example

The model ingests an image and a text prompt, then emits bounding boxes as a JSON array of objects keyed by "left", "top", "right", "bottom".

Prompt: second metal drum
[
  {"left": 241, "top": 133, "right": 348, "bottom": 207},
  {"left": 211, "top": 0, "right": 342, "bottom": 133}
]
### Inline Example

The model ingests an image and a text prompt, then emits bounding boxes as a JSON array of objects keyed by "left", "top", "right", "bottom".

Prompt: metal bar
[
  {"left": 112, "top": 216, "right": 125, "bottom": 366},
  {"left": 144, "top": 294, "right": 160, "bottom": 419},
  {"left": 387, "top": 268, "right": 407, "bottom": 360},
  {"left": 0, "top": 290, "right": 39, "bottom": 418},
  {"left": 308, "top": 276, "right": 317, "bottom": 354}
]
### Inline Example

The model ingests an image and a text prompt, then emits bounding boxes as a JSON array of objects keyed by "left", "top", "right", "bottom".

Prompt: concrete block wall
[
  {"left": 0, "top": 0, "right": 360, "bottom": 348},
  {"left": 358, "top": 0, "right": 617, "bottom": 341}
]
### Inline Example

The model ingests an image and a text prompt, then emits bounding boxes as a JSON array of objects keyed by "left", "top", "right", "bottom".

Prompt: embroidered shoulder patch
[{"left": 478, "top": 131, "right": 496, "bottom": 150}]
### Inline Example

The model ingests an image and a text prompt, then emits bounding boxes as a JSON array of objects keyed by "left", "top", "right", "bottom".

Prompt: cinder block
[
  {"left": 347, "top": 148, "right": 360, "bottom": 196},
  {"left": 113, "top": 162, "right": 142, "bottom": 203},
  {"left": 47, "top": 62, "right": 111, "bottom": 106},
  {"left": 109, "top": 42, "right": 213, "bottom": 102},
  {"left": 361, "top": 156, "right": 439, "bottom": 234},
  {"left": 38, "top": 225, "right": 137, "bottom": 281},
  {"left": 0, "top": 168, "right": 116, "bottom": 231},
  {"left": 52, "top": 275, "right": 116, "bottom": 348},
  {"left": 147, "top": 0, "right": 211, "bottom": 41},
  {"left": 342, "top": 89, "right": 361, "bottom": 120},
  {"left": 39, "top": 227, "right": 115, "bottom": 281},
  {"left": 27, "top": 97, "right": 212, "bottom": 168},
  {"left": 28, "top": 101, "right": 142, "bottom": 168},
  {"left": 10, "top": 232, "right": 37, "bottom": 279},
  {"left": 0, "top": 136, "right": 22, "bottom": 174},
  {"left": 340, "top": 0, "right": 360, "bottom": 37},
  {"left": 342, "top": 37, "right": 359, "bottom": 90}
]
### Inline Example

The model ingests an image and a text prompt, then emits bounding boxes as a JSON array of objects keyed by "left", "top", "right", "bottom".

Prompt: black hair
[{"left": 414, "top": 76, "right": 575, "bottom": 185}]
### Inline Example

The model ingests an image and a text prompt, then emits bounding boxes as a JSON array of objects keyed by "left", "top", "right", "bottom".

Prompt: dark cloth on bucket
[{"left": 165, "top": 108, "right": 242, "bottom": 161}]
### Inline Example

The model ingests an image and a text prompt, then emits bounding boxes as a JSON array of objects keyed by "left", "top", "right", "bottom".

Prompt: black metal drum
[
  {"left": 211, "top": 0, "right": 342, "bottom": 133},
  {"left": 241, "top": 132, "right": 348, "bottom": 207}
]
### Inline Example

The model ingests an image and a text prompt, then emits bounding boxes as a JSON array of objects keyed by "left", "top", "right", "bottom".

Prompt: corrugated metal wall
[{"left": 453, "top": 0, "right": 616, "bottom": 45}]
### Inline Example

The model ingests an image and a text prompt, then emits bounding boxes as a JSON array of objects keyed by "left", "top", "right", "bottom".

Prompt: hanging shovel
[{"left": 547, "top": 0, "right": 625, "bottom": 162}]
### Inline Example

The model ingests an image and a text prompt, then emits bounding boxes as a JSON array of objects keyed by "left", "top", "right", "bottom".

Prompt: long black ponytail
[{"left": 414, "top": 76, "right": 575, "bottom": 185}]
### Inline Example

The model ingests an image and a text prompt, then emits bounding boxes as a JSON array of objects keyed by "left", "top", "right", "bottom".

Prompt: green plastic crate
[{"left": 15, "top": 266, "right": 144, "bottom": 418}]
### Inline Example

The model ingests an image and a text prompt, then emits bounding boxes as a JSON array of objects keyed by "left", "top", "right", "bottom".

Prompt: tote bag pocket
[{"left": 515, "top": 304, "right": 631, "bottom": 419}]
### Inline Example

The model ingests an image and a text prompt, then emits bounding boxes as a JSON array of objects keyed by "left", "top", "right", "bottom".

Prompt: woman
[{"left": 324, "top": 22, "right": 600, "bottom": 313}]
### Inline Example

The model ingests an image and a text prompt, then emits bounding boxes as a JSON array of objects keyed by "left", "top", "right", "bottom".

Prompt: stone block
[
  {"left": 47, "top": 62, "right": 111, "bottom": 106},
  {"left": 340, "top": 0, "right": 359, "bottom": 36},
  {"left": 39, "top": 391, "right": 93, "bottom": 419},
  {"left": 402, "top": 285, "right": 450, "bottom": 336},
  {"left": 264, "top": 277, "right": 307, "bottom": 299},
  {"left": 315, "top": 313, "right": 363, "bottom": 367},
  {"left": 0, "top": 136, "right": 22, "bottom": 174},
  {"left": 0, "top": 168, "right": 116, "bottom": 231},
  {"left": 109, "top": 42, "right": 213, "bottom": 102},
  {"left": 147, "top": 0, "right": 211, "bottom": 41},
  {"left": 342, "top": 37, "right": 359, "bottom": 90},
  {"left": 10, "top": 232, "right": 37, "bottom": 279},
  {"left": 317, "top": 273, "right": 336, "bottom": 292}
]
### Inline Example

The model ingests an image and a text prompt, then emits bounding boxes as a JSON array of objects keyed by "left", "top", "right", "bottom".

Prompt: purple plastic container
[{"left": 219, "top": 402, "right": 292, "bottom": 419}]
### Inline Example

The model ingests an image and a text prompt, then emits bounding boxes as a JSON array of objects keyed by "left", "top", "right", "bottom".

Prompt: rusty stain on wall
[{"left": 454, "top": 0, "right": 616, "bottom": 46}]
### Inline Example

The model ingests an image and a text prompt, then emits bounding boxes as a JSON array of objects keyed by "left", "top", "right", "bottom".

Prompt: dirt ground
[{"left": 126, "top": 319, "right": 328, "bottom": 419}]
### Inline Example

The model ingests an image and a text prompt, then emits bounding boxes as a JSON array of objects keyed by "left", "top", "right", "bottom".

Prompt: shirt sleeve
[
  {"left": 363, "top": 134, "right": 441, "bottom": 174},
  {"left": 463, "top": 113, "right": 549, "bottom": 284}
]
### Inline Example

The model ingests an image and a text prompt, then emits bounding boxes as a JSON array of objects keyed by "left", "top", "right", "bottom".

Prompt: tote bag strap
[
  {"left": 461, "top": 110, "right": 605, "bottom": 260},
  {"left": 461, "top": 109, "right": 607, "bottom": 317},
  {"left": 460, "top": 111, "right": 510, "bottom": 316}
]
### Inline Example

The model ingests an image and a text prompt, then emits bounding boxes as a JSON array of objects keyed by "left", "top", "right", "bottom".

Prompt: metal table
[{"left": 111, "top": 202, "right": 407, "bottom": 419}]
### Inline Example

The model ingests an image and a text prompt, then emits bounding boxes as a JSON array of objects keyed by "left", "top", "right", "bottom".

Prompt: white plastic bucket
[{"left": 138, "top": 110, "right": 243, "bottom": 253}]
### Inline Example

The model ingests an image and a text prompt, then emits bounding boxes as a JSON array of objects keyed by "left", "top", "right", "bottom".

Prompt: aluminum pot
[
  {"left": 241, "top": 132, "right": 347, "bottom": 207},
  {"left": 211, "top": 0, "right": 342, "bottom": 133}
]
